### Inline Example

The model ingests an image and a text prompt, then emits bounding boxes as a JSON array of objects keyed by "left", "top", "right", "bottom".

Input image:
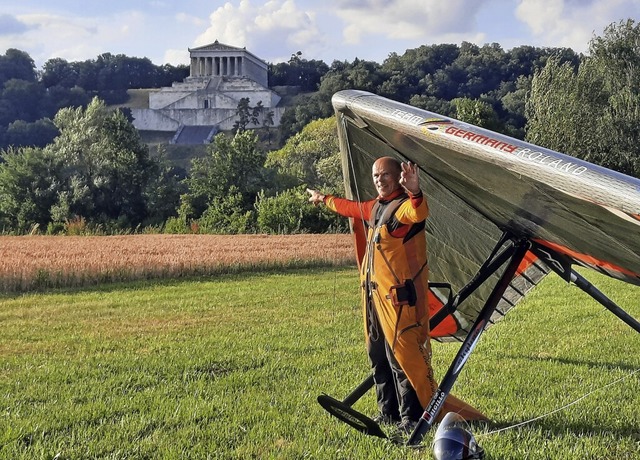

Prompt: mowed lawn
[{"left": 0, "top": 267, "right": 639, "bottom": 459}]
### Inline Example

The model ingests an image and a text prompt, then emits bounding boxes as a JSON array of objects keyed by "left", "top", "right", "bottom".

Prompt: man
[{"left": 307, "top": 156, "right": 486, "bottom": 434}]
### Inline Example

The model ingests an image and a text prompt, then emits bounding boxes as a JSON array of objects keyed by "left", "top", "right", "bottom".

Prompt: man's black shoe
[
  {"left": 396, "top": 418, "right": 418, "bottom": 435},
  {"left": 372, "top": 413, "right": 401, "bottom": 425}
]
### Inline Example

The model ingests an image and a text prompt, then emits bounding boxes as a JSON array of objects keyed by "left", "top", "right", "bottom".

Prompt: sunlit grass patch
[{"left": 0, "top": 267, "right": 638, "bottom": 459}]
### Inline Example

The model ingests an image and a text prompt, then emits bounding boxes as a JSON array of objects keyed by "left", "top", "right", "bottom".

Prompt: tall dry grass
[{"left": 0, "top": 234, "right": 355, "bottom": 292}]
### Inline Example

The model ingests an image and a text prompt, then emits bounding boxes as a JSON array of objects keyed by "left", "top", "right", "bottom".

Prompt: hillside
[{"left": 115, "top": 86, "right": 308, "bottom": 173}]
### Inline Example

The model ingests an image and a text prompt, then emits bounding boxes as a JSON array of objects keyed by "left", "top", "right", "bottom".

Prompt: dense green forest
[{"left": 0, "top": 19, "right": 638, "bottom": 235}]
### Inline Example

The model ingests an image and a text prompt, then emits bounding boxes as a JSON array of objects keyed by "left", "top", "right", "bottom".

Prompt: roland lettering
[
  {"left": 515, "top": 148, "right": 587, "bottom": 176},
  {"left": 559, "top": 163, "right": 576, "bottom": 173},
  {"left": 540, "top": 155, "right": 555, "bottom": 165},
  {"left": 527, "top": 151, "right": 542, "bottom": 161}
]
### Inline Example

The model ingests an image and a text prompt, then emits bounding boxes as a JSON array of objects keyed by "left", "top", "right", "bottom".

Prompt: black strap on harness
[{"left": 369, "top": 195, "right": 428, "bottom": 308}]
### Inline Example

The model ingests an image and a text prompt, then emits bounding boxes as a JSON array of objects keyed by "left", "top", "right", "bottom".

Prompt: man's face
[{"left": 372, "top": 159, "right": 401, "bottom": 198}]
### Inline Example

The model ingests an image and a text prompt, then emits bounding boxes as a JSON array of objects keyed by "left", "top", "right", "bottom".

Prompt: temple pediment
[{"left": 188, "top": 40, "right": 245, "bottom": 53}]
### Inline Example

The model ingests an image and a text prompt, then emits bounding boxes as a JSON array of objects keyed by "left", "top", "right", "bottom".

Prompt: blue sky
[{"left": 1, "top": 0, "right": 638, "bottom": 69}]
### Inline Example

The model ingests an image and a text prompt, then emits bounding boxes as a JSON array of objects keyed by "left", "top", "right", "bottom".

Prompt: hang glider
[{"left": 318, "top": 89, "right": 640, "bottom": 445}]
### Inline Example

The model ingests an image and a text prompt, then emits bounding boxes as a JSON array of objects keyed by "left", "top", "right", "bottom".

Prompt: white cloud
[
  {"left": 515, "top": 0, "right": 563, "bottom": 35},
  {"left": 0, "top": 13, "right": 98, "bottom": 64},
  {"left": 163, "top": 48, "right": 190, "bottom": 66},
  {"left": 0, "top": 10, "right": 158, "bottom": 65},
  {"left": 193, "top": 0, "right": 324, "bottom": 62},
  {"left": 175, "top": 12, "right": 207, "bottom": 28},
  {"left": 0, "top": 14, "right": 34, "bottom": 35},
  {"left": 2, "top": 0, "right": 637, "bottom": 70},
  {"left": 515, "top": 0, "right": 640, "bottom": 53},
  {"left": 334, "top": 0, "right": 488, "bottom": 44}
]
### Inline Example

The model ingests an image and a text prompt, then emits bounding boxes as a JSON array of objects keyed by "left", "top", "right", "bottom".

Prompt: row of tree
[
  {"left": 526, "top": 19, "right": 640, "bottom": 178},
  {"left": 275, "top": 42, "right": 580, "bottom": 142},
  {"left": 0, "top": 38, "right": 578, "bottom": 151},
  {"left": 0, "top": 50, "right": 189, "bottom": 150},
  {"left": 0, "top": 19, "right": 638, "bottom": 235}
]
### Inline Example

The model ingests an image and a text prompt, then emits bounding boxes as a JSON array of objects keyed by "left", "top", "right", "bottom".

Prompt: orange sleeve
[
  {"left": 325, "top": 195, "right": 374, "bottom": 220},
  {"left": 409, "top": 192, "right": 424, "bottom": 208},
  {"left": 396, "top": 194, "right": 429, "bottom": 224}
]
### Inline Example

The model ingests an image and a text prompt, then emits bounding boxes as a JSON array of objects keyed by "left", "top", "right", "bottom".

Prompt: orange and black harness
[{"left": 363, "top": 195, "right": 429, "bottom": 351}]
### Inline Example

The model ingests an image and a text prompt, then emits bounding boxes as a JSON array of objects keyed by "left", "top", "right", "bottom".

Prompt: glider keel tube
[{"left": 407, "top": 238, "right": 532, "bottom": 446}]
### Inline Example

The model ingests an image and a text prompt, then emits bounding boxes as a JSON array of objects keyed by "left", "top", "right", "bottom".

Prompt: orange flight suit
[{"left": 325, "top": 189, "right": 487, "bottom": 422}]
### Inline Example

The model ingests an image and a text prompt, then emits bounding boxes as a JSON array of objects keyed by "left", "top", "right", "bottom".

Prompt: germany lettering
[
  {"left": 432, "top": 125, "right": 588, "bottom": 177},
  {"left": 444, "top": 126, "right": 518, "bottom": 153}
]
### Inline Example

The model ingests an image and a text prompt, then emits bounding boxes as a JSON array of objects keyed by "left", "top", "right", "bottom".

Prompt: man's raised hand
[{"left": 400, "top": 162, "right": 420, "bottom": 195}]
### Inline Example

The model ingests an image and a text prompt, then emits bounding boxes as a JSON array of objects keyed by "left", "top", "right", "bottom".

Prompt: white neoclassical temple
[
  {"left": 188, "top": 40, "right": 269, "bottom": 87},
  {"left": 131, "top": 41, "right": 283, "bottom": 143}
]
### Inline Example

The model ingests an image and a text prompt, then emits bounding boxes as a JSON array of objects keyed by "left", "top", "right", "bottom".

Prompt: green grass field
[{"left": 1, "top": 267, "right": 639, "bottom": 459}]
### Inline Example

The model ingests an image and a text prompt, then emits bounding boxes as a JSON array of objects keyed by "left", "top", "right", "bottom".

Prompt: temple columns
[{"left": 190, "top": 56, "right": 243, "bottom": 77}]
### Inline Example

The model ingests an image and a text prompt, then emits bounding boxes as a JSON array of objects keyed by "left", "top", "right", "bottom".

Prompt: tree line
[
  {"left": 274, "top": 43, "right": 579, "bottom": 143},
  {"left": 0, "top": 50, "right": 189, "bottom": 150},
  {"left": 0, "top": 39, "right": 575, "bottom": 151},
  {"left": 0, "top": 19, "right": 638, "bottom": 235}
]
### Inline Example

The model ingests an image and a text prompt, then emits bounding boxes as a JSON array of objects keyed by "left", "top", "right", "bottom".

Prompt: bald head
[
  {"left": 373, "top": 157, "right": 401, "bottom": 175},
  {"left": 372, "top": 156, "right": 402, "bottom": 198}
]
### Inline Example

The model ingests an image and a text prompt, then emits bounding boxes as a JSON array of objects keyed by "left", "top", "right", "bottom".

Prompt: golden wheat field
[{"left": 0, "top": 234, "right": 355, "bottom": 292}]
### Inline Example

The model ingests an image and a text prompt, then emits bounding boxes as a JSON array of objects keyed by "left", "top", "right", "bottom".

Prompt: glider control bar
[{"left": 407, "top": 237, "right": 532, "bottom": 446}]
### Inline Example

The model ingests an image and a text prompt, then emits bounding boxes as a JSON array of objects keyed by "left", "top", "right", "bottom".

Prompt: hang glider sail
[
  {"left": 333, "top": 89, "right": 640, "bottom": 340},
  {"left": 319, "top": 89, "right": 640, "bottom": 445}
]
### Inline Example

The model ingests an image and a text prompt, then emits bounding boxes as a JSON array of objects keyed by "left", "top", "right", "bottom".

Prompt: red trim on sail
[
  {"left": 515, "top": 250, "right": 539, "bottom": 276},
  {"left": 533, "top": 238, "right": 640, "bottom": 278}
]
